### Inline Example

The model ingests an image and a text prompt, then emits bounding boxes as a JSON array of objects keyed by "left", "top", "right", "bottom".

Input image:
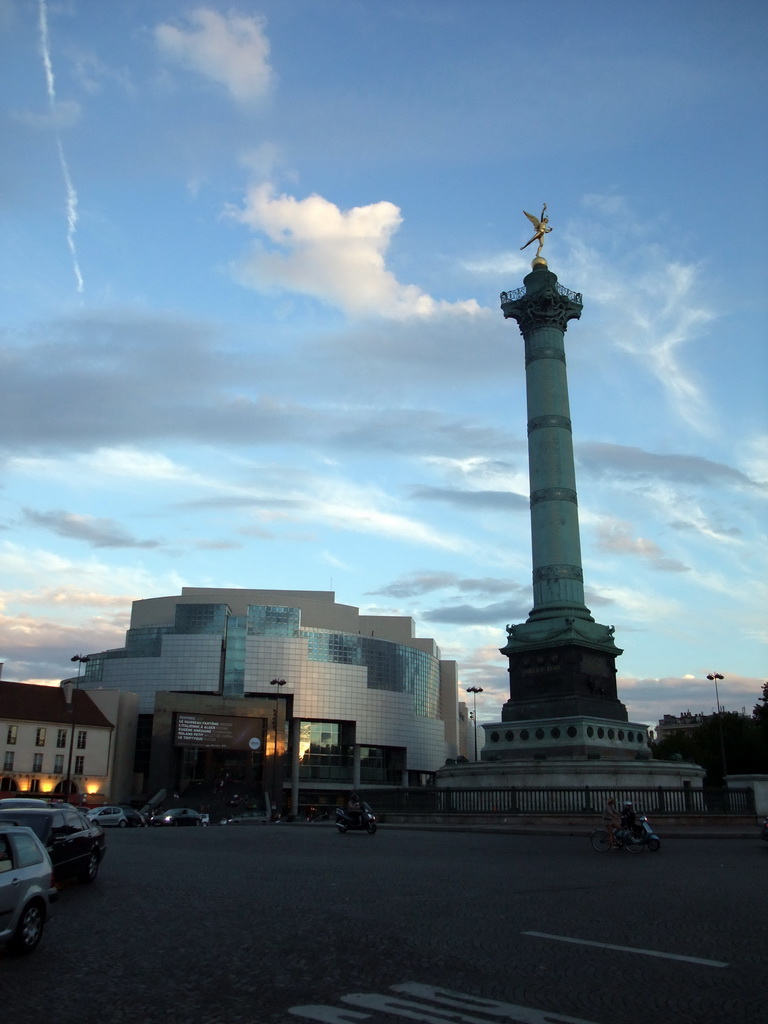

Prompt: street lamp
[
  {"left": 707, "top": 672, "right": 728, "bottom": 781},
  {"left": 466, "top": 686, "right": 484, "bottom": 761},
  {"left": 70, "top": 654, "right": 90, "bottom": 684},
  {"left": 65, "top": 656, "right": 90, "bottom": 802},
  {"left": 269, "top": 679, "right": 287, "bottom": 816}
]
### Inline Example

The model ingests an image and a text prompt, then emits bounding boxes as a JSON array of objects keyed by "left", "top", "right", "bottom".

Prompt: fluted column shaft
[{"left": 501, "top": 263, "right": 592, "bottom": 623}]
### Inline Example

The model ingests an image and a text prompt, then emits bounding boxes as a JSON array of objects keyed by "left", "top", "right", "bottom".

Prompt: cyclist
[{"left": 602, "top": 797, "right": 620, "bottom": 848}]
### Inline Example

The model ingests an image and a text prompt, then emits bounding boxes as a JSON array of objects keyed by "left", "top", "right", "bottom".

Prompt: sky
[{"left": 1, "top": 0, "right": 766, "bottom": 734}]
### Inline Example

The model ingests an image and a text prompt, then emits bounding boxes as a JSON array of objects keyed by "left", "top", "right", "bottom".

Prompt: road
[{"left": 1, "top": 823, "right": 765, "bottom": 1024}]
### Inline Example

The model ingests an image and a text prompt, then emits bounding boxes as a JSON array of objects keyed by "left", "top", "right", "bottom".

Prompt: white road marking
[
  {"left": 522, "top": 931, "right": 729, "bottom": 968},
  {"left": 290, "top": 982, "right": 602, "bottom": 1024}
]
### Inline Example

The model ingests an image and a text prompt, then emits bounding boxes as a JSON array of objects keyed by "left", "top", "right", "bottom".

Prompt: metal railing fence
[{"left": 369, "top": 785, "right": 755, "bottom": 816}]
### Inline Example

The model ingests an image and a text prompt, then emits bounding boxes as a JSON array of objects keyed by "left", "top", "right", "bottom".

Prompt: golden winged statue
[{"left": 520, "top": 204, "right": 552, "bottom": 257}]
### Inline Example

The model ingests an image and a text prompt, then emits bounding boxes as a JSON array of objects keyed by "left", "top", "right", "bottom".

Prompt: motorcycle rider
[{"left": 346, "top": 792, "right": 363, "bottom": 826}]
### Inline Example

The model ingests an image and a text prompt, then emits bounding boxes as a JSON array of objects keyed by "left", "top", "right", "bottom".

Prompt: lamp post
[
  {"left": 707, "top": 672, "right": 728, "bottom": 782},
  {"left": 466, "top": 686, "right": 484, "bottom": 761},
  {"left": 65, "top": 656, "right": 90, "bottom": 802},
  {"left": 269, "top": 679, "right": 287, "bottom": 816},
  {"left": 70, "top": 654, "right": 90, "bottom": 683}
]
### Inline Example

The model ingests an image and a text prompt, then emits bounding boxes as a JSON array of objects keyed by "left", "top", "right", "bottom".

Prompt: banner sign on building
[{"left": 174, "top": 713, "right": 264, "bottom": 751}]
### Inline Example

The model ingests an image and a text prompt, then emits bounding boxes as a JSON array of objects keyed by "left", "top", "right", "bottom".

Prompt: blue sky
[{"left": 1, "top": 0, "right": 766, "bottom": 732}]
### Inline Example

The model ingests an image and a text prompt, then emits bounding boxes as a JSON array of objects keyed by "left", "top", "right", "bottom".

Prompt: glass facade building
[{"left": 79, "top": 588, "right": 459, "bottom": 810}]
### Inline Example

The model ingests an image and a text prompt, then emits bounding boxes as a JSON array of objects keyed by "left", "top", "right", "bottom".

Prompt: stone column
[
  {"left": 502, "top": 260, "right": 591, "bottom": 623},
  {"left": 498, "top": 259, "right": 627, "bottom": 729}
]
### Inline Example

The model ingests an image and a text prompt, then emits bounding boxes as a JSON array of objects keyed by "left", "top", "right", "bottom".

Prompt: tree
[
  {"left": 651, "top": 692, "right": 768, "bottom": 784},
  {"left": 752, "top": 682, "right": 768, "bottom": 723}
]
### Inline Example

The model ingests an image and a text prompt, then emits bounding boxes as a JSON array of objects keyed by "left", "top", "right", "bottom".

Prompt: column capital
[{"left": 500, "top": 267, "right": 583, "bottom": 336}]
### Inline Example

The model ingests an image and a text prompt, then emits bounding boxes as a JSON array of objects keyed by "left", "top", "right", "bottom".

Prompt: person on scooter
[
  {"left": 621, "top": 801, "right": 637, "bottom": 835},
  {"left": 346, "top": 792, "right": 363, "bottom": 826}
]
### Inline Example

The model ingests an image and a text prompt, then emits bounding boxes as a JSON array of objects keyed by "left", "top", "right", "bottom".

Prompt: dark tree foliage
[
  {"left": 650, "top": 686, "right": 768, "bottom": 785},
  {"left": 753, "top": 682, "right": 768, "bottom": 724}
]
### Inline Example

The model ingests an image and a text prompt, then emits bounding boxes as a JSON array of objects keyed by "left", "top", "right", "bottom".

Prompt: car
[
  {"left": 87, "top": 806, "right": 130, "bottom": 828},
  {"left": 761, "top": 818, "right": 768, "bottom": 843},
  {"left": 0, "top": 798, "right": 52, "bottom": 809},
  {"left": 87, "top": 805, "right": 146, "bottom": 828},
  {"left": 221, "top": 810, "right": 268, "bottom": 826},
  {"left": 0, "top": 823, "right": 57, "bottom": 955},
  {"left": 151, "top": 807, "right": 205, "bottom": 827},
  {"left": 120, "top": 806, "right": 149, "bottom": 827},
  {"left": 0, "top": 805, "right": 106, "bottom": 885}
]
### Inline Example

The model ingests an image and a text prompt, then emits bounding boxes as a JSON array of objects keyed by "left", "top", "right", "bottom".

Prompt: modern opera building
[{"left": 78, "top": 588, "right": 459, "bottom": 814}]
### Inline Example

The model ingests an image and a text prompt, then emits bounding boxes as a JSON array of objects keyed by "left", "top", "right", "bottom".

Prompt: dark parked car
[
  {"left": 0, "top": 824, "right": 57, "bottom": 955},
  {"left": 121, "top": 806, "right": 148, "bottom": 827},
  {"left": 221, "top": 810, "right": 267, "bottom": 826},
  {"left": 0, "top": 798, "right": 52, "bottom": 809},
  {"left": 0, "top": 806, "right": 106, "bottom": 885},
  {"left": 151, "top": 807, "right": 204, "bottom": 827}
]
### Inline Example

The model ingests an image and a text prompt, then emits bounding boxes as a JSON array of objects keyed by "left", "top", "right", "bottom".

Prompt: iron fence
[{"left": 370, "top": 785, "right": 755, "bottom": 816}]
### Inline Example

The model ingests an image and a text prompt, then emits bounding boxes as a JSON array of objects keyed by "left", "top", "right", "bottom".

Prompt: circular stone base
[{"left": 437, "top": 756, "right": 705, "bottom": 789}]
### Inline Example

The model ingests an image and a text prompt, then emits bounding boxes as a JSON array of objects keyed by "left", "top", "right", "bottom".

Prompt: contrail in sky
[{"left": 38, "top": 0, "right": 84, "bottom": 293}]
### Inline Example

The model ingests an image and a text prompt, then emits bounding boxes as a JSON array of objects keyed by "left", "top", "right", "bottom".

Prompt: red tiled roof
[{"left": 0, "top": 680, "right": 113, "bottom": 728}]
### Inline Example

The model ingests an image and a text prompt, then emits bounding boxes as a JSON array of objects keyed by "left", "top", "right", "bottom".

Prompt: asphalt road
[{"left": 1, "top": 823, "right": 765, "bottom": 1024}]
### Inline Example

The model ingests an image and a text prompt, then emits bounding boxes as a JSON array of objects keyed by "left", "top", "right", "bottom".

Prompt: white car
[
  {"left": 0, "top": 824, "right": 57, "bottom": 955},
  {"left": 87, "top": 806, "right": 129, "bottom": 828}
]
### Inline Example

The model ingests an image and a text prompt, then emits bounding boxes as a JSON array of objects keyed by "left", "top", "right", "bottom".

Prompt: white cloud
[
  {"left": 37, "top": 0, "right": 83, "bottom": 293},
  {"left": 249, "top": 475, "right": 470, "bottom": 552},
  {"left": 10, "top": 447, "right": 206, "bottom": 487},
  {"left": 0, "top": 542, "right": 185, "bottom": 600},
  {"left": 229, "top": 184, "right": 482, "bottom": 320},
  {"left": 558, "top": 206, "right": 715, "bottom": 431},
  {"left": 81, "top": 448, "right": 199, "bottom": 483},
  {"left": 587, "top": 581, "right": 682, "bottom": 624},
  {"left": 155, "top": 8, "right": 272, "bottom": 103},
  {"left": 13, "top": 98, "right": 81, "bottom": 130},
  {"left": 463, "top": 252, "right": 530, "bottom": 278},
  {"left": 743, "top": 434, "right": 768, "bottom": 486},
  {"left": 2, "top": 587, "right": 136, "bottom": 610},
  {"left": 594, "top": 517, "right": 689, "bottom": 572}
]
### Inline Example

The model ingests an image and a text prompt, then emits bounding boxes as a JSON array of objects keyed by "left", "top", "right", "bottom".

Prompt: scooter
[
  {"left": 335, "top": 802, "right": 377, "bottom": 834},
  {"left": 635, "top": 813, "right": 661, "bottom": 851}
]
